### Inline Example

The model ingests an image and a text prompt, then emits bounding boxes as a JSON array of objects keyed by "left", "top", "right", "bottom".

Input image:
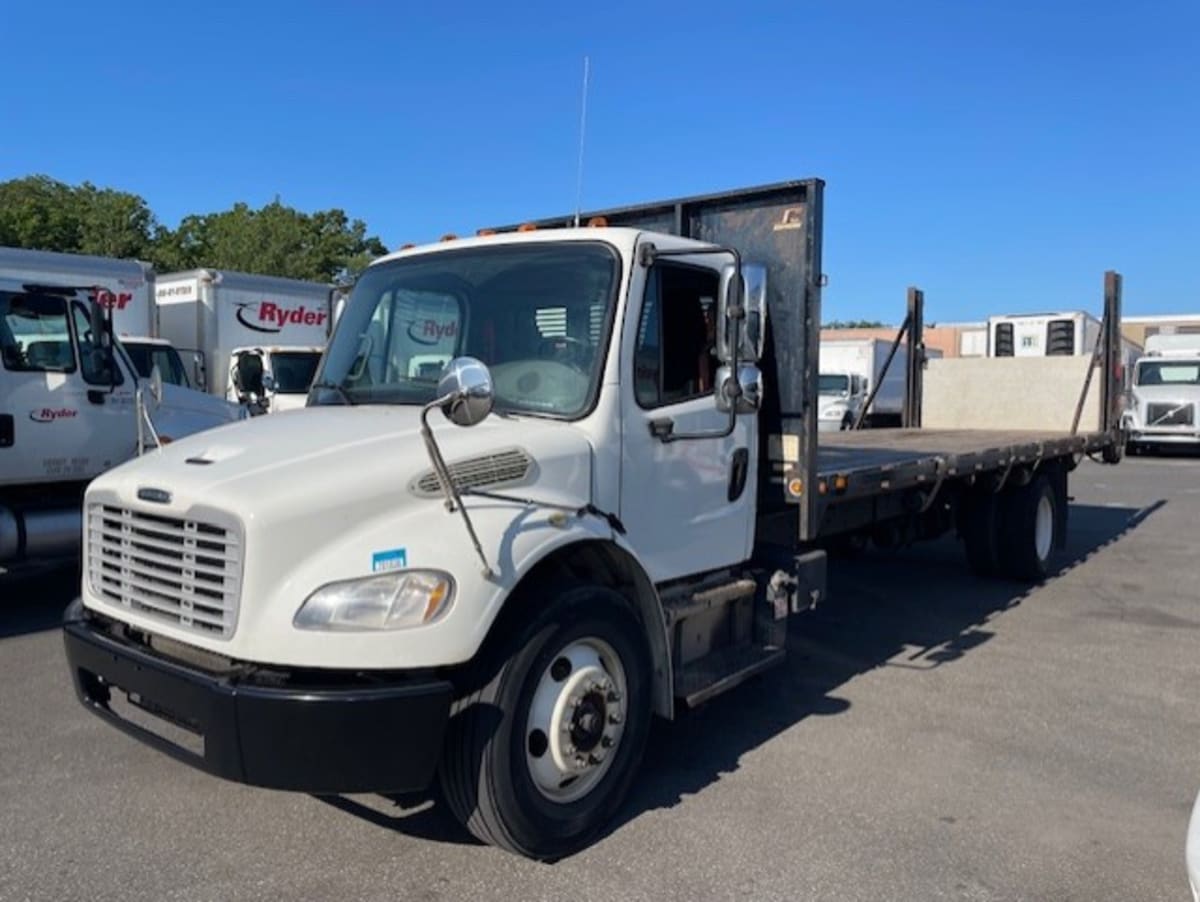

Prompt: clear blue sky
[{"left": 2, "top": 0, "right": 1197, "bottom": 323}]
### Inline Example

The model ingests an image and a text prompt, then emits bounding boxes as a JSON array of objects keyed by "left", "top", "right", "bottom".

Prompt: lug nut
[
  {"left": 601, "top": 736, "right": 614, "bottom": 748},
  {"left": 608, "top": 713, "right": 623, "bottom": 725},
  {"left": 606, "top": 690, "right": 622, "bottom": 703}
]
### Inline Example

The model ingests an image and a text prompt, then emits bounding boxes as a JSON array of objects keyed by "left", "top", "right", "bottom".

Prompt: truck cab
[
  {"left": 817, "top": 371, "right": 865, "bottom": 430},
  {"left": 228, "top": 345, "right": 323, "bottom": 413},
  {"left": 1, "top": 280, "right": 245, "bottom": 566},
  {"left": 1123, "top": 334, "right": 1200, "bottom": 452}
]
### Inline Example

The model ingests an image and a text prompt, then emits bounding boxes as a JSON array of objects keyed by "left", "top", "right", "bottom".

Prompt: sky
[{"left": 2, "top": 0, "right": 1197, "bottom": 324}]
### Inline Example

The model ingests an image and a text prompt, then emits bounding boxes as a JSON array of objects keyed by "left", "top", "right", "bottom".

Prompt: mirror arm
[{"left": 419, "top": 394, "right": 494, "bottom": 579}]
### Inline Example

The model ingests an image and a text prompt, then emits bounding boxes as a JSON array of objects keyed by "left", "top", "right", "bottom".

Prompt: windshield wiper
[{"left": 310, "top": 381, "right": 356, "bottom": 406}]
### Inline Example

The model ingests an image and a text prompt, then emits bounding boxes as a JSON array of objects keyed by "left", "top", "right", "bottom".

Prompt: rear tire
[
  {"left": 996, "top": 474, "right": 1058, "bottom": 582},
  {"left": 439, "top": 585, "right": 652, "bottom": 859}
]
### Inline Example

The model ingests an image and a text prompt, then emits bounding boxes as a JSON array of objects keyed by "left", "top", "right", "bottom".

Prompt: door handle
[
  {"left": 649, "top": 418, "right": 674, "bottom": 441},
  {"left": 728, "top": 447, "right": 750, "bottom": 501},
  {"left": 0, "top": 414, "right": 13, "bottom": 448}
]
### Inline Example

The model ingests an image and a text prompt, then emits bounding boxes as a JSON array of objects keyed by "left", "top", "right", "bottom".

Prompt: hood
[
  {"left": 94, "top": 405, "right": 595, "bottom": 526},
  {"left": 1131, "top": 383, "right": 1200, "bottom": 404}
]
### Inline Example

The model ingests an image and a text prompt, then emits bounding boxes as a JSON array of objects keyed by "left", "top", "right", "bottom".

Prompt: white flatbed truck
[{"left": 62, "top": 180, "right": 1124, "bottom": 858}]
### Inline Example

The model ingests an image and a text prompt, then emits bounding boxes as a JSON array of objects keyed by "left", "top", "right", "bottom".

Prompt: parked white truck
[
  {"left": 62, "top": 181, "right": 1125, "bottom": 859},
  {"left": 0, "top": 246, "right": 201, "bottom": 391},
  {"left": 156, "top": 269, "right": 334, "bottom": 413},
  {"left": 817, "top": 338, "right": 942, "bottom": 430},
  {"left": 1122, "top": 333, "right": 1200, "bottom": 453},
  {"left": 1, "top": 280, "right": 245, "bottom": 568}
]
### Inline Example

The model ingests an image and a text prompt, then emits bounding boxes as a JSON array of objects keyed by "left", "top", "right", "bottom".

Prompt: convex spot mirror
[
  {"left": 715, "top": 363, "right": 764, "bottom": 414},
  {"left": 717, "top": 263, "right": 768, "bottom": 364},
  {"left": 438, "top": 356, "right": 494, "bottom": 427}
]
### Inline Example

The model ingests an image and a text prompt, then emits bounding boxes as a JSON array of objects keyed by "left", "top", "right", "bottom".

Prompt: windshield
[
  {"left": 270, "top": 351, "right": 321, "bottom": 393},
  {"left": 123, "top": 342, "right": 190, "bottom": 387},
  {"left": 314, "top": 242, "right": 619, "bottom": 418},
  {"left": 818, "top": 373, "right": 849, "bottom": 395},
  {"left": 1136, "top": 360, "right": 1200, "bottom": 386}
]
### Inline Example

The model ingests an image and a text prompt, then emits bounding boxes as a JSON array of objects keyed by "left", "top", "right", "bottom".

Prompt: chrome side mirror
[
  {"left": 715, "top": 363, "right": 763, "bottom": 414},
  {"left": 149, "top": 364, "right": 164, "bottom": 404},
  {"left": 717, "top": 262, "right": 768, "bottom": 363},
  {"left": 437, "top": 356, "right": 494, "bottom": 427}
]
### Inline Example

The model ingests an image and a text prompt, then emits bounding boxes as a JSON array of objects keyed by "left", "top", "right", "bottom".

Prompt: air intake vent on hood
[{"left": 411, "top": 448, "right": 536, "bottom": 497}]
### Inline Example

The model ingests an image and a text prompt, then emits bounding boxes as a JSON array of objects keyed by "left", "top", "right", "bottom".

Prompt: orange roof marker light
[
  {"left": 476, "top": 228, "right": 497, "bottom": 237},
  {"left": 517, "top": 222, "right": 538, "bottom": 232},
  {"left": 399, "top": 242, "right": 416, "bottom": 250},
  {"left": 586, "top": 216, "right": 609, "bottom": 228},
  {"left": 440, "top": 233, "right": 458, "bottom": 242}
]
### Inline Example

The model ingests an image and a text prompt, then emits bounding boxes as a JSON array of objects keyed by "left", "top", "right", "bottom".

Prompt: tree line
[{"left": 0, "top": 175, "right": 388, "bottom": 284}]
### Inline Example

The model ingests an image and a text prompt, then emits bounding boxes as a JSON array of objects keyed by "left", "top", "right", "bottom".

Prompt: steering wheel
[
  {"left": 490, "top": 359, "right": 589, "bottom": 413},
  {"left": 537, "top": 335, "right": 591, "bottom": 371}
]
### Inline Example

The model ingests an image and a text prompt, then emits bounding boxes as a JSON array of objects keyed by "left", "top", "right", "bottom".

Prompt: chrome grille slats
[
  {"left": 412, "top": 448, "right": 535, "bottom": 497},
  {"left": 86, "top": 504, "right": 243, "bottom": 639}
]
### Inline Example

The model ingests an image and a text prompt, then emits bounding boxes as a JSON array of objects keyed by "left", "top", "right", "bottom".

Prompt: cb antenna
[{"left": 573, "top": 55, "right": 590, "bottom": 228}]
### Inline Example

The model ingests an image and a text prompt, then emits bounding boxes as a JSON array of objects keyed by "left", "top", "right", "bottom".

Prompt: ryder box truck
[{"left": 156, "top": 270, "right": 335, "bottom": 412}]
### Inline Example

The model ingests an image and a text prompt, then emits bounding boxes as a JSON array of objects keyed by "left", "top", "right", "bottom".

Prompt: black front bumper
[{"left": 62, "top": 600, "right": 453, "bottom": 794}]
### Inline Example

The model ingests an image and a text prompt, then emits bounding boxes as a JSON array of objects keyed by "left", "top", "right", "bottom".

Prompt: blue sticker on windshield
[{"left": 372, "top": 547, "right": 407, "bottom": 573}]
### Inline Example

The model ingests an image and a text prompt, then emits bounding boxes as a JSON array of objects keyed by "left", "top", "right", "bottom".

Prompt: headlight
[
  {"left": 820, "top": 403, "right": 847, "bottom": 419},
  {"left": 294, "top": 570, "right": 455, "bottom": 631}
]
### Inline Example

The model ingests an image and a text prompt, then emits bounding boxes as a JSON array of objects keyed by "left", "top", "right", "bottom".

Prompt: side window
[
  {"left": 633, "top": 264, "right": 719, "bottom": 408},
  {"left": 1, "top": 292, "right": 76, "bottom": 373},
  {"left": 71, "top": 303, "right": 123, "bottom": 386}
]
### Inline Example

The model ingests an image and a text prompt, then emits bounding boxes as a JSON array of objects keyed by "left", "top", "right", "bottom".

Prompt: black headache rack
[{"left": 489, "top": 179, "right": 828, "bottom": 543}]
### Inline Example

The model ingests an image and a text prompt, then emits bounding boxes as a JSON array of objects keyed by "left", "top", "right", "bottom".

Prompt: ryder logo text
[
  {"left": 235, "top": 301, "right": 330, "bottom": 334},
  {"left": 30, "top": 408, "right": 78, "bottom": 423}
]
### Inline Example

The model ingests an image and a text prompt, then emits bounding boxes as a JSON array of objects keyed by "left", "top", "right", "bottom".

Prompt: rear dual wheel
[{"left": 962, "top": 473, "right": 1059, "bottom": 582}]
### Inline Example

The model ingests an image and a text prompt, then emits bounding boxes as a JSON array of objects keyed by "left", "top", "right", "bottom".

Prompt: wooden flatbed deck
[{"left": 814, "top": 429, "right": 1111, "bottom": 501}]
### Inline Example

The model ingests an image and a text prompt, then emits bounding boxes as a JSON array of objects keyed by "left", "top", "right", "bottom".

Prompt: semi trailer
[{"left": 62, "top": 179, "right": 1124, "bottom": 859}]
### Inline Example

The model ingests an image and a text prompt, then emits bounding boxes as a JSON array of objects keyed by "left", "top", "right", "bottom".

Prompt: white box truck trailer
[
  {"left": 156, "top": 270, "right": 334, "bottom": 413},
  {"left": 62, "top": 181, "right": 1125, "bottom": 859}
]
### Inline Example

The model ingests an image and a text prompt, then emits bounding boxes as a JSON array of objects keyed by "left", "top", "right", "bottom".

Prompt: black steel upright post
[
  {"left": 1101, "top": 271, "right": 1123, "bottom": 434},
  {"left": 903, "top": 287, "right": 925, "bottom": 428}
]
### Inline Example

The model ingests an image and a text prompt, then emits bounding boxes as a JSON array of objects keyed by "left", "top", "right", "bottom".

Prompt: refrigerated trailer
[{"left": 62, "top": 180, "right": 1124, "bottom": 859}]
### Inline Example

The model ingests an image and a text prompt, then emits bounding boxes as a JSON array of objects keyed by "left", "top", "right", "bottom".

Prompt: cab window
[
  {"left": 70, "top": 303, "right": 123, "bottom": 386},
  {"left": 0, "top": 292, "right": 76, "bottom": 373},
  {"left": 633, "top": 263, "right": 719, "bottom": 408}
]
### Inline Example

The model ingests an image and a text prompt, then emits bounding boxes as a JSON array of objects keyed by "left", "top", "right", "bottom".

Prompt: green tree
[
  {"left": 0, "top": 175, "right": 83, "bottom": 250},
  {"left": 0, "top": 175, "right": 158, "bottom": 259},
  {"left": 822, "top": 319, "right": 887, "bottom": 329},
  {"left": 152, "top": 200, "right": 386, "bottom": 282}
]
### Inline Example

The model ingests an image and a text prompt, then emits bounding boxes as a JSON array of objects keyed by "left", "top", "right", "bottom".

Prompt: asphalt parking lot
[{"left": 1, "top": 456, "right": 1197, "bottom": 901}]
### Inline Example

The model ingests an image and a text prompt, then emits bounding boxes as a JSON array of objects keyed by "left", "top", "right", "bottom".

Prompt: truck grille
[
  {"left": 86, "top": 505, "right": 243, "bottom": 639},
  {"left": 1146, "top": 403, "right": 1194, "bottom": 427}
]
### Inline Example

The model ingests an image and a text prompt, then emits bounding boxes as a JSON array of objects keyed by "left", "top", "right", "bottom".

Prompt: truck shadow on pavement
[
  {"left": 318, "top": 499, "right": 1164, "bottom": 852},
  {"left": 0, "top": 564, "right": 80, "bottom": 639}
]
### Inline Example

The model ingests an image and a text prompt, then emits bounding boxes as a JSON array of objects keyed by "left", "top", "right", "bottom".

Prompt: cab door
[
  {"left": 0, "top": 292, "right": 136, "bottom": 485},
  {"left": 617, "top": 244, "right": 757, "bottom": 583}
]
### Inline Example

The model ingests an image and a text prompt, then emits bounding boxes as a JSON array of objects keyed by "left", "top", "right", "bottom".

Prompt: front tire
[{"left": 439, "top": 585, "right": 652, "bottom": 859}]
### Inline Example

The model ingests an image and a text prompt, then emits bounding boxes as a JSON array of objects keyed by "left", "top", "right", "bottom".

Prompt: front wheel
[{"left": 439, "top": 585, "right": 652, "bottom": 859}]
